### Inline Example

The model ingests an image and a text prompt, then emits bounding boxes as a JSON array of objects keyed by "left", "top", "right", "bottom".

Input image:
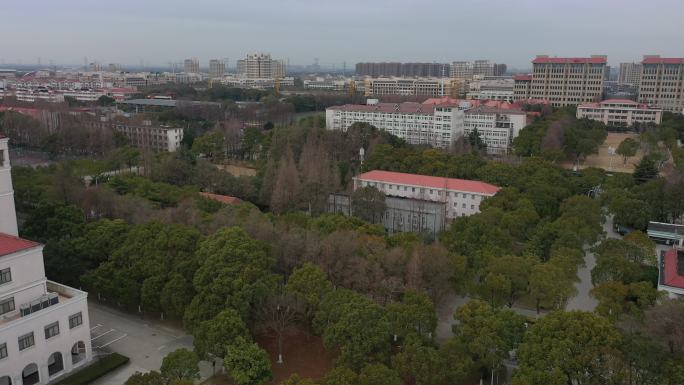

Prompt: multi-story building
[
  {"left": 87, "top": 63, "right": 101, "bottom": 72},
  {"left": 0, "top": 136, "right": 92, "bottom": 385},
  {"left": 236, "top": 53, "right": 286, "bottom": 79},
  {"left": 451, "top": 60, "right": 504, "bottom": 79},
  {"left": 576, "top": 99, "right": 663, "bottom": 126},
  {"left": 618, "top": 63, "right": 642, "bottom": 86},
  {"left": 353, "top": 170, "right": 500, "bottom": 219},
  {"left": 84, "top": 120, "right": 184, "bottom": 152},
  {"left": 493, "top": 64, "right": 507, "bottom": 76},
  {"left": 208, "top": 59, "right": 226, "bottom": 79},
  {"left": 466, "top": 77, "right": 515, "bottom": 102},
  {"left": 513, "top": 74, "right": 532, "bottom": 100},
  {"left": 326, "top": 100, "right": 464, "bottom": 148},
  {"left": 363, "top": 77, "right": 452, "bottom": 98},
  {"left": 183, "top": 58, "right": 200, "bottom": 74},
  {"left": 107, "top": 63, "right": 121, "bottom": 73},
  {"left": 463, "top": 105, "right": 527, "bottom": 154},
  {"left": 638, "top": 56, "right": 684, "bottom": 113},
  {"left": 525, "top": 55, "right": 607, "bottom": 107},
  {"left": 220, "top": 76, "right": 294, "bottom": 90},
  {"left": 355, "top": 62, "right": 449, "bottom": 78},
  {"left": 658, "top": 246, "right": 684, "bottom": 299}
]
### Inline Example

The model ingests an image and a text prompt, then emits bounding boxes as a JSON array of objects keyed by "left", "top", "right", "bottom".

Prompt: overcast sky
[{"left": 1, "top": 0, "right": 683, "bottom": 69}]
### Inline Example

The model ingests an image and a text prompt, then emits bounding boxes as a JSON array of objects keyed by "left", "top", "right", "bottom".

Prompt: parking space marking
[
  {"left": 91, "top": 324, "right": 103, "bottom": 331},
  {"left": 157, "top": 345, "right": 166, "bottom": 351},
  {"left": 96, "top": 333, "right": 128, "bottom": 349},
  {"left": 92, "top": 329, "right": 115, "bottom": 341}
]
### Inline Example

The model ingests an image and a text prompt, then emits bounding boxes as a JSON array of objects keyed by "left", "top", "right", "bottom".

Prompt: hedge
[{"left": 55, "top": 353, "right": 130, "bottom": 385}]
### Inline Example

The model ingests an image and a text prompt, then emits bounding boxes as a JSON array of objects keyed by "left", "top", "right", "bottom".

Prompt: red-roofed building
[
  {"left": 577, "top": 99, "right": 663, "bottom": 126},
  {"left": 0, "top": 234, "right": 40, "bottom": 257},
  {"left": 638, "top": 55, "right": 684, "bottom": 113},
  {"left": 525, "top": 55, "right": 607, "bottom": 107},
  {"left": 659, "top": 248, "right": 684, "bottom": 298},
  {"left": 199, "top": 192, "right": 243, "bottom": 205},
  {"left": 354, "top": 170, "right": 499, "bottom": 219}
]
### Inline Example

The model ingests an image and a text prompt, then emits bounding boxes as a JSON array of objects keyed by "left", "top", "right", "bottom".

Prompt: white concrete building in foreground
[
  {"left": 353, "top": 170, "right": 500, "bottom": 219},
  {"left": 0, "top": 135, "right": 92, "bottom": 385},
  {"left": 576, "top": 99, "right": 663, "bottom": 126}
]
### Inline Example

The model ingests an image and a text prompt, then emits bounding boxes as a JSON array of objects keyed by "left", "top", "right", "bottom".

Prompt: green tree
[
  {"left": 192, "top": 130, "right": 225, "bottom": 160},
  {"left": 320, "top": 367, "right": 358, "bottom": 385},
  {"left": 386, "top": 290, "right": 437, "bottom": 341},
  {"left": 592, "top": 237, "right": 656, "bottom": 285},
  {"left": 513, "top": 311, "right": 621, "bottom": 385},
  {"left": 391, "top": 336, "right": 446, "bottom": 385},
  {"left": 97, "top": 95, "right": 116, "bottom": 106},
  {"left": 358, "top": 364, "right": 402, "bottom": 385},
  {"left": 160, "top": 348, "right": 200, "bottom": 381},
  {"left": 124, "top": 371, "right": 165, "bottom": 385},
  {"left": 224, "top": 337, "right": 273, "bottom": 385},
  {"left": 528, "top": 262, "right": 575, "bottom": 314},
  {"left": 616, "top": 137, "right": 639, "bottom": 164},
  {"left": 193, "top": 308, "right": 250, "bottom": 360},
  {"left": 633, "top": 157, "right": 659, "bottom": 183},
  {"left": 591, "top": 280, "right": 660, "bottom": 321},
  {"left": 483, "top": 255, "right": 535, "bottom": 307},
  {"left": 351, "top": 186, "right": 386, "bottom": 224},
  {"left": 160, "top": 274, "right": 195, "bottom": 318},
  {"left": 285, "top": 263, "right": 333, "bottom": 322}
]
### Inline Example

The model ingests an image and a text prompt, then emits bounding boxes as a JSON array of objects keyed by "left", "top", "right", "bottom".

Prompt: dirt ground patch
[
  {"left": 256, "top": 328, "right": 336, "bottom": 384},
  {"left": 562, "top": 132, "right": 644, "bottom": 173},
  {"left": 216, "top": 163, "right": 258, "bottom": 177}
]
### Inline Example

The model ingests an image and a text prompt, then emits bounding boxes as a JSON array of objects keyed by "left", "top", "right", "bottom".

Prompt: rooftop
[
  {"left": 329, "top": 102, "right": 437, "bottom": 115},
  {"left": 0, "top": 233, "right": 40, "bottom": 257},
  {"left": 513, "top": 74, "right": 532, "bottom": 81},
  {"left": 532, "top": 57, "right": 607, "bottom": 64},
  {"left": 578, "top": 99, "right": 659, "bottom": 110},
  {"left": 661, "top": 248, "right": 684, "bottom": 289},
  {"left": 642, "top": 57, "right": 684, "bottom": 65},
  {"left": 357, "top": 170, "right": 500, "bottom": 195}
]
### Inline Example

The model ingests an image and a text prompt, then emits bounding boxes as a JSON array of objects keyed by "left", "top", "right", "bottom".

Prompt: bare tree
[{"left": 255, "top": 292, "right": 302, "bottom": 364}]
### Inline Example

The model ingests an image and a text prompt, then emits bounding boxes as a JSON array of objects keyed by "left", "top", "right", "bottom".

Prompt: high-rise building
[
  {"left": 355, "top": 63, "right": 449, "bottom": 78},
  {"left": 87, "top": 62, "right": 101, "bottom": 72},
  {"left": 513, "top": 74, "right": 533, "bottom": 100},
  {"left": 523, "top": 55, "right": 607, "bottom": 107},
  {"left": 618, "top": 62, "right": 642, "bottom": 86},
  {"left": 0, "top": 135, "right": 93, "bottom": 384},
  {"left": 209, "top": 59, "right": 226, "bottom": 78},
  {"left": 451, "top": 61, "right": 474, "bottom": 78},
  {"left": 107, "top": 63, "right": 121, "bottom": 72},
  {"left": 638, "top": 55, "right": 684, "bottom": 113},
  {"left": 493, "top": 64, "right": 507, "bottom": 76},
  {"left": 236, "top": 53, "right": 286, "bottom": 79},
  {"left": 184, "top": 58, "right": 200, "bottom": 74}
]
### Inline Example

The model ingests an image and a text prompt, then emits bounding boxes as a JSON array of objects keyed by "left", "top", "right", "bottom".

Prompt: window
[
  {"left": 18, "top": 332, "right": 34, "bottom": 351},
  {"left": 0, "top": 298, "right": 14, "bottom": 315},
  {"left": 69, "top": 312, "right": 83, "bottom": 329},
  {"left": 0, "top": 342, "right": 6, "bottom": 359},
  {"left": 471, "top": 205, "right": 475, "bottom": 209},
  {"left": 0, "top": 268, "right": 10, "bottom": 285},
  {"left": 45, "top": 322, "right": 60, "bottom": 339}
]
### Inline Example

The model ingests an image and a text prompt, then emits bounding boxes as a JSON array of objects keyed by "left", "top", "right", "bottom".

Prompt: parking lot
[{"left": 86, "top": 301, "right": 210, "bottom": 384}]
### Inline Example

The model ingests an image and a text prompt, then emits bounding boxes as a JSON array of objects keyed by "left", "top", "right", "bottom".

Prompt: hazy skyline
[{"left": 2, "top": 0, "right": 683, "bottom": 69}]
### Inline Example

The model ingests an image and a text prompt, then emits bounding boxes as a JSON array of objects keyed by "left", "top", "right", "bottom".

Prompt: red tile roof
[
  {"left": 357, "top": 170, "right": 500, "bottom": 195},
  {"left": 199, "top": 192, "right": 243, "bottom": 205},
  {"left": 662, "top": 248, "right": 684, "bottom": 289},
  {"left": 532, "top": 57, "right": 607, "bottom": 64},
  {"left": 0, "top": 233, "right": 40, "bottom": 257},
  {"left": 642, "top": 57, "right": 684, "bottom": 65}
]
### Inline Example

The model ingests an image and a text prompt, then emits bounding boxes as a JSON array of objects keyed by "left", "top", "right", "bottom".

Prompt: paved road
[{"left": 87, "top": 301, "right": 214, "bottom": 384}]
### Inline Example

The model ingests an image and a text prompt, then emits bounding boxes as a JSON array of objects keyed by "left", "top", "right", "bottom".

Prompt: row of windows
[{"left": 0, "top": 312, "right": 82, "bottom": 360}]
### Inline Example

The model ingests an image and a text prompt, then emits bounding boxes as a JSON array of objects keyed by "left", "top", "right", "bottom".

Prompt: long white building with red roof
[
  {"left": 0, "top": 136, "right": 92, "bottom": 384},
  {"left": 576, "top": 99, "right": 663, "bottom": 126},
  {"left": 353, "top": 170, "right": 499, "bottom": 219}
]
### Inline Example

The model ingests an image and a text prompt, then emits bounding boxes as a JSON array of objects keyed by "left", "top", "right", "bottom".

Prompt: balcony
[{"left": 0, "top": 281, "right": 86, "bottom": 328}]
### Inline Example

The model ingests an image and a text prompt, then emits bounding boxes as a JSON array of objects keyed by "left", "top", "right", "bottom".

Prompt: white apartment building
[
  {"left": 466, "top": 78, "right": 515, "bottom": 102},
  {"left": 183, "top": 58, "right": 200, "bottom": 74},
  {"left": 618, "top": 63, "right": 642, "bottom": 86},
  {"left": 463, "top": 106, "right": 527, "bottom": 154},
  {"left": 353, "top": 170, "right": 499, "bottom": 219},
  {"left": 0, "top": 136, "right": 92, "bottom": 385},
  {"left": 363, "top": 77, "right": 452, "bottom": 98},
  {"left": 576, "top": 99, "right": 663, "bottom": 126},
  {"left": 111, "top": 124, "right": 184, "bottom": 152},
  {"left": 209, "top": 59, "right": 226, "bottom": 79},
  {"left": 220, "top": 76, "right": 294, "bottom": 90},
  {"left": 326, "top": 100, "right": 465, "bottom": 149},
  {"left": 528, "top": 56, "right": 607, "bottom": 107},
  {"left": 236, "top": 53, "right": 286, "bottom": 79},
  {"left": 638, "top": 56, "right": 684, "bottom": 113}
]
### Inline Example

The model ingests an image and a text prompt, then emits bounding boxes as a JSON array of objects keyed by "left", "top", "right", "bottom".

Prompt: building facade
[
  {"left": 208, "top": 59, "right": 226, "bottom": 79},
  {"left": 466, "top": 77, "right": 515, "bottom": 102},
  {"left": 576, "top": 99, "right": 663, "bottom": 126},
  {"left": 513, "top": 74, "right": 532, "bottom": 100},
  {"left": 618, "top": 62, "right": 642, "bottom": 86},
  {"left": 326, "top": 100, "right": 465, "bottom": 148},
  {"left": 363, "top": 78, "right": 452, "bottom": 98},
  {"left": 236, "top": 53, "right": 286, "bottom": 79},
  {"left": 0, "top": 136, "right": 92, "bottom": 385},
  {"left": 463, "top": 106, "right": 527, "bottom": 154},
  {"left": 183, "top": 58, "right": 200, "bottom": 74},
  {"left": 638, "top": 56, "right": 684, "bottom": 113},
  {"left": 84, "top": 120, "right": 184, "bottom": 152},
  {"left": 355, "top": 62, "right": 450, "bottom": 78},
  {"left": 353, "top": 170, "right": 499, "bottom": 219},
  {"left": 526, "top": 55, "right": 607, "bottom": 107}
]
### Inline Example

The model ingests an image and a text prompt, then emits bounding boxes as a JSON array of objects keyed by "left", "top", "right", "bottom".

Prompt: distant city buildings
[
  {"left": 326, "top": 97, "right": 530, "bottom": 153},
  {"left": 363, "top": 77, "right": 454, "bottom": 98},
  {"left": 618, "top": 62, "right": 642, "bottom": 86},
  {"left": 466, "top": 77, "right": 515, "bottom": 102},
  {"left": 638, "top": 55, "right": 684, "bottom": 113},
  {"left": 355, "top": 62, "right": 450, "bottom": 78},
  {"left": 183, "top": 58, "right": 200, "bottom": 74},
  {"left": 514, "top": 55, "right": 607, "bottom": 107},
  {"left": 451, "top": 60, "right": 506, "bottom": 79},
  {"left": 576, "top": 99, "right": 663, "bottom": 126},
  {"left": 208, "top": 59, "right": 226, "bottom": 79},
  {"left": 237, "top": 53, "right": 286, "bottom": 79}
]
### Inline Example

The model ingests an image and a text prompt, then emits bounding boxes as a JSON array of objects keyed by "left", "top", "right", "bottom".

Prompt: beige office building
[
  {"left": 638, "top": 56, "right": 684, "bottom": 113},
  {"left": 208, "top": 59, "right": 226, "bottom": 79},
  {"left": 527, "top": 55, "right": 607, "bottom": 107},
  {"left": 363, "top": 77, "right": 453, "bottom": 98},
  {"left": 184, "top": 58, "right": 200, "bottom": 74},
  {"left": 236, "top": 53, "right": 286, "bottom": 79},
  {"left": 618, "top": 62, "right": 642, "bottom": 86}
]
